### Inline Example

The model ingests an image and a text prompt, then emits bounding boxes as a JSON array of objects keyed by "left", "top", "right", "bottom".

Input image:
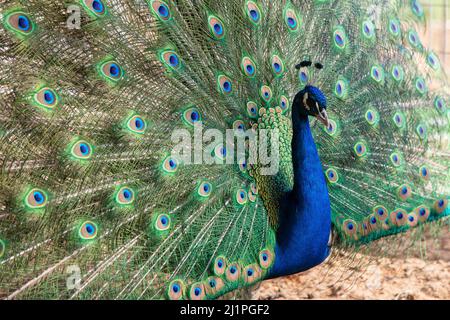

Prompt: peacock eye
[
  {"left": 260, "top": 85, "right": 272, "bottom": 103},
  {"left": 25, "top": 188, "right": 48, "bottom": 209},
  {"left": 397, "top": 184, "right": 412, "bottom": 201},
  {"left": 150, "top": 0, "right": 171, "bottom": 21},
  {"left": 236, "top": 189, "right": 248, "bottom": 205},
  {"left": 299, "top": 69, "right": 309, "bottom": 84},
  {"left": 189, "top": 283, "right": 206, "bottom": 300},
  {"left": 5, "top": 12, "right": 35, "bottom": 36},
  {"left": 333, "top": 26, "right": 348, "bottom": 49},
  {"left": 415, "top": 77, "right": 427, "bottom": 95},
  {"left": 233, "top": 120, "right": 246, "bottom": 134},
  {"left": 241, "top": 56, "right": 257, "bottom": 77},
  {"left": 214, "top": 144, "right": 226, "bottom": 161},
  {"left": 434, "top": 198, "right": 448, "bottom": 214},
  {"left": 79, "top": 221, "right": 98, "bottom": 240},
  {"left": 160, "top": 50, "right": 181, "bottom": 71},
  {"left": 354, "top": 142, "right": 367, "bottom": 157},
  {"left": 391, "top": 65, "right": 404, "bottom": 82},
  {"left": 325, "top": 168, "right": 339, "bottom": 183},
  {"left": 212, "top": 256, "right": 227, "bottom": 276},
  {"left": 411, "top": 0, "right": 424, "bottom": 17},
  {"left": 155, "top": 213, "right": 171, "bottom": 231},
  {"left": 115, "top": 187, "right": 135, "bottom": 205},
  {"left": 408, "top": 30, "right": 421, "bottom": 48},
  {"left": 271, "top": 55, "right": 285, "bottom": 77},
  {"left": 126, "top": 115, "right": 147, "bottom": 134},
  {"left": 388, "top": 19, "right": 401, "bottom": 36},
  {"left": 198, "top": 181, "right": 212, "bottom": 197},
  {"left": 370, "top": 65, "right": 384, "bottom": 83},
  {"left": 247, "top": 101, "right": 258, "bottom": 118},
  {"left": 343, "top": 219, "right": 358, "bottom": 237},
  {"left": 70, "top": 140, "right": 93, "bottom": 160},
  {"left": 426, "top": 52, "right": 440, "bottom": 71},
  {"left": 392, "top": 112, "right": 405, "bottom": 128},
  {"left": 82, "top": 0, "right": 106, "bottom": 16},
  {"left": 182, "top": 107, "right": 201, "bottom": 127},
  {"left": 434, "top": 96, "right": 446, "bottom": 114},
  {"left": 279, "top": 96, "right": 289, "bottom": 112},
  {"left": 99, "top": 61, "right": 124, "bottom": 82},
  {"left": 362, "top": 20, "right": 375, "bottom": 39},
  {"left": 416, "top": 124, "right": 427, "bottom": 139},
  {"left": 334, "top": 78, "right": 348, "bottom": 99},
  {"left": 208, "top": 15, "right": 225, "bottom": 39},
  {"left": 217, "top": 75, "right": 233, "bottom": 94},
  {"left": 162, "top": 156, "right": 178, "bottom": 173},
  {"left": 246, "top": 1, "right": 261, "bottom": 25},
  {"left": 284, "top": 7, "right": 300, "bottom": 32},
  {"left": 167, "top": 279, "right": 184, "bottom": 300}
]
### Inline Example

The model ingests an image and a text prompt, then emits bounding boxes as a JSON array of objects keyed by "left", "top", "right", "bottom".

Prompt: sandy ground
[{"left": 251, "top": 229, "right": 449, "bottom": 300}]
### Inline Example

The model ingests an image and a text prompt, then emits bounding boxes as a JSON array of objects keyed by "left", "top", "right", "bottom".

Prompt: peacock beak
[{"left": 315, "top": 102, "right": 329, "bottom": 128}]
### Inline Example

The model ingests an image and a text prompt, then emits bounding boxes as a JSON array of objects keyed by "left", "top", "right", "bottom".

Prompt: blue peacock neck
[{"left": 268, "top": 104, "right": 331, "bottom": 278}]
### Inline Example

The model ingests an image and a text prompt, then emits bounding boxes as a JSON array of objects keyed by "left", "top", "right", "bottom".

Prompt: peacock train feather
[{"left": 0, "top": 0, "right": 448, "bottom": 300}]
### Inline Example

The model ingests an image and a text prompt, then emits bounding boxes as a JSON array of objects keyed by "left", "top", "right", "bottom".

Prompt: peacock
[{"left": 0, "top": 0, "right": 448, "bottom": 300}]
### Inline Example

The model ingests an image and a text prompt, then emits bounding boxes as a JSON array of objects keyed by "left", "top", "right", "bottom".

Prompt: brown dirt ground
[{"left": 251, "top": 229, "right": 449, "bottom": 300}]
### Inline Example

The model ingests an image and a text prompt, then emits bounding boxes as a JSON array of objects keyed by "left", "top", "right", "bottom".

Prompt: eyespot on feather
[
  {"left": 325, "top": 168, "right": 339, "bottom": 184},
  {"left": 389, "top": 209, "right": 408, "bottom": 226},
  {"left": 4, "top": 11, "right": 35, "bottom": 37},
  {"left": 189, "top": 282, "right": 206, "bottom": 300},
  {"left": 236, "top": 189, "right": 248, "bottom": 205},
  {"left": 245, "top": 1, "right": 262, "bottom": 25},
  {"left": 225, "top": 262, "right": 241, "bottom": 282},
  {"left": 260, "top": 85, "right": 272, "bottom": 103},
  {"left": 415, "top": 205, "right": 430, "bottom": 222},
  {"left": 160, "top": 50, "right": 181, "bottom": 71},
  {"left": 208, "top": 15, "right": 225, "bottom": 40},
  {"left": 197, "top": 181, "right": 212, "bottom": 198},
  {"left": 149, "top": 0, "right": 171, "bottom": 21},
  {"left": 373, "top": 205, "right": 389, "bottom": 221},
  {"left": 388, "top": 18, "right": 401, "bottom": 37},
  {"left": 33, "top": 87, "right": 59, "bottom": 110},
  {"left": 205, "top": 276, "right": 225, "bottom": 297},
  {"left": 82, "top": 0, "right": 107, "bottom": 17},
  {"left": 167, "top": 279, "right": 185, "bottom": 300},
  {"left": 243, "top": 264, "right": 262, "bottom": 284},
  {"left": 99, "top": 60, "right": 123, "bottom": 82},
  {"left": 434, "top": 198, "right": 448, "bottom": 214},
  {"left": 284, "top": 7, "right": 300, "bottom": 32},
  {"left": 343, "top": 219, "right": 358, "bottom": 237},
  {"left": 247, "top": 101, "right": 258, "bottom": 118},
  {"left": 279, "top": 95, "right": 289, "bottom": 112},
  {"left": 213, "top": 256, "right": 227, "bottom": 276},
  {"left": 155, "top": 213, "right": 171, "bottom": 231},
  {"left": 24, "top": 188, "right": 48, "bottom": 209},
  {"left": 79, "top": 221, "right": 98, "bottom": 240},
  {"left": 126, "top": 115, "right": 147, "bottom": 134},
  {"left": 397, "top": 184, "right": 412, "bottom": 201},
  {"left": 70, "top": 140, "right": 93, "bottom": 160},
  {"left": 162, "top": 156, "right": 179, "bottom": 173},
  {"left": 271, "top": 55, "right": 285, "bottom": 77},
  {"left": 241, "top": 56, "right": 257, "bottom": 77},
  {"left": 391, "top": 65, "right": 404, "bottom": 82},
  {"left": 333, "top": 26, "right": 348, "bottom": 49},
  {"left": 182, "top": 107, "right": 201, "bottom": 127},
  {"left": 115, "top": 186, "right": 135, "bottom": 205},
  {"left": 407, "top": 212, "right": 419, "bottom": 227},
  {"left": 217, "top": 75, "right": 233, "bottom": 94},
  {"left": 258, "top": 248, "right": 274, "bottom": 269}
]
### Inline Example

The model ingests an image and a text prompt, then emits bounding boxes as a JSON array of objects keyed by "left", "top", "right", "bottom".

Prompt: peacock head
[{"left": 294, "top": 61, "right": 329, "bottom": 127}]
